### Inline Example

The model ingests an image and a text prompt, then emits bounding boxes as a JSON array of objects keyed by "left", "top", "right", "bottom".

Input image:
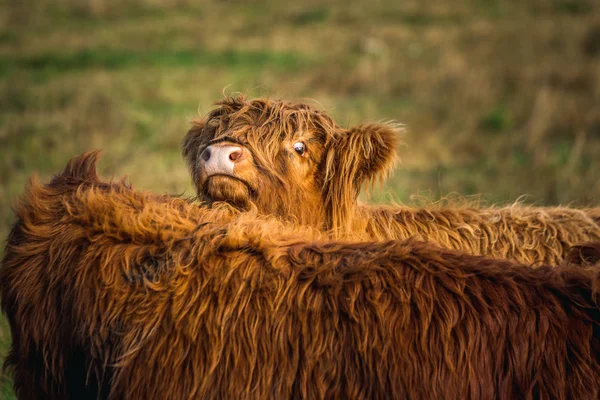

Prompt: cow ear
[
  {"left": 322, "top": 122, "right": 401, "bottom": 232},
  {"left": 181, "top": 118, "right": 206, "bottom": 188}
]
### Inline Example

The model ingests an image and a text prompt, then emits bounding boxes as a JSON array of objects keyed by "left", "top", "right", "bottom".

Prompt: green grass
[
  {"left": 290, "top": 7, "right": 331, "bottom": 25},
  {"left": 554, "top": 1, "right": 594, "bottom": 15},
  {"left": 479, "top": 106, "right": 511, "bottom": 133},
  {"left": 378, "top": 10, "right": 466, "bottom": 25},
  {"left": 1, "top": 0, "right": 599, "bottom": 397},
  {"left": 0, "top": 48, "right": 314, "bottom": 81}
]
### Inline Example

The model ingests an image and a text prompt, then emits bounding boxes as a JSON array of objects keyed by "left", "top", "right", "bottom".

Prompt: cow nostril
[
  {"left": 200, "top": 148, "right": 211, "bottom": 162},
  {"left": 229, "top": 149, "right": 243, "bottom": 162}
]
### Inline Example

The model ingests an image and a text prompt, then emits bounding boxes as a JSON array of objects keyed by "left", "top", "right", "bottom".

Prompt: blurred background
[{"left": 1, "top": 0, "right": 599, "bottom": 396}]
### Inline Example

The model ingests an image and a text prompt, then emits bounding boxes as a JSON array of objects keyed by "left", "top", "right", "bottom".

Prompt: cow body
[{"left": 2, "top": 153, "right": 600, "bottom": 399}]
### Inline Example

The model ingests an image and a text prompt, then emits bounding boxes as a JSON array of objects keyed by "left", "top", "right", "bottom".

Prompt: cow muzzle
[{"left": 200, "top": 143, "right": 247, "bottom": 178}]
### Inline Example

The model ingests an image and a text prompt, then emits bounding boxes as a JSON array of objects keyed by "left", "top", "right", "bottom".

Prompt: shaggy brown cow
[
  {"left": 2, "top": 152, "right": 600, "bottom": 399},
  {"left": 182, "top": 96, "right": 600, "bottom": 265}
]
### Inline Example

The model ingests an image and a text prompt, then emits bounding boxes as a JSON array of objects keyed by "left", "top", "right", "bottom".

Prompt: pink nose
[{"left": 200, "top": 145, "right": 245, "bottom": 177}]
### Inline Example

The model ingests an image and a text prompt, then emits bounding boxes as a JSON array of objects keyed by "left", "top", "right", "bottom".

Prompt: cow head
[{"left": 182, "top": 96, "right": 400, "bottom": 232}]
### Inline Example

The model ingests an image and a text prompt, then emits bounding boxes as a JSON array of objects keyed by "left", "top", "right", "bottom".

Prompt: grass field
[{"left": 1, "top": 0, "right": 599, "bottom": 396}]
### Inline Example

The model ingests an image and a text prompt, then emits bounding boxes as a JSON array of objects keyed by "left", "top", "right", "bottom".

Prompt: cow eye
[{"left": 293, "top": 142, "right": 306, "bottom": 156}]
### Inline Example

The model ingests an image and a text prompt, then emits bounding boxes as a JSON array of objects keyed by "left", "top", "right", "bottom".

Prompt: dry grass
[{"left": 1, "top": 0, "right": 599, "bottom": 397}]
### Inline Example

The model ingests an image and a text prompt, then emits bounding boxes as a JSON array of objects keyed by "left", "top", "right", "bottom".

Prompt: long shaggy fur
[
  {"left": 358, "top": 202, "right": 600, "bottom": 266},
  {"left": 3, "top": 152, "right": 600, "bottom": 399},
  {"left": 183, "top": 96, "right": 600, "bottom": 265}
]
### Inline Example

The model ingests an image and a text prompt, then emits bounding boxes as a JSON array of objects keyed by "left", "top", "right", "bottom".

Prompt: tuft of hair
[{"left": 49, "top": 150, "right": 102, "bottom": 187}]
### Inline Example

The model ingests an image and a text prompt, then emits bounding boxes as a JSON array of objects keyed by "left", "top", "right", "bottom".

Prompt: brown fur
[
  {"left": 566, "top": 242, "right": 600, "bottom": 266},
  {"left": 3, "top": 152, "right": 600, "bottom": 399},
  {"left": 183, "top": 96, "right": 600, "bottom": 265}
]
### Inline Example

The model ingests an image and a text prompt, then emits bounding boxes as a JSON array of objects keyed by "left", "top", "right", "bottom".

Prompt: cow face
[{"left": 182, "top": 96, "right": 400, "bottom": 231}]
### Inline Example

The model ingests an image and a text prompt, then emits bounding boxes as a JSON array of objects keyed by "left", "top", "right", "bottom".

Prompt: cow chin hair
[{"left": 203, "top": 176, "right": 251, "bottom": 209}]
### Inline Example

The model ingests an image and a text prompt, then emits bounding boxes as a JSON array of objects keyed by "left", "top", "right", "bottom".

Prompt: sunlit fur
[
  {"left": 183, "top": 96, "right": 600, "bottom": 265},
  {"left": 358, "top": 203, "right": 600, "bottom": 266},
  {"left": 3, "top": 152, "right": 600, "bottom": 399}
]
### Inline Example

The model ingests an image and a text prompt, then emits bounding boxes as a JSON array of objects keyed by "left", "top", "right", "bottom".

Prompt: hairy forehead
[{"left": 205, "top": 97, "right": 337, "bottom": 143}]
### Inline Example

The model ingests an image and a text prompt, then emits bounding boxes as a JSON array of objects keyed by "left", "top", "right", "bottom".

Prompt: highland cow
[
  {"left": 182, "top": 96, "right": 600, "bottom": 265},
  {"left": 2, "top": 152, "right": 600, "bottom": 399}
]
